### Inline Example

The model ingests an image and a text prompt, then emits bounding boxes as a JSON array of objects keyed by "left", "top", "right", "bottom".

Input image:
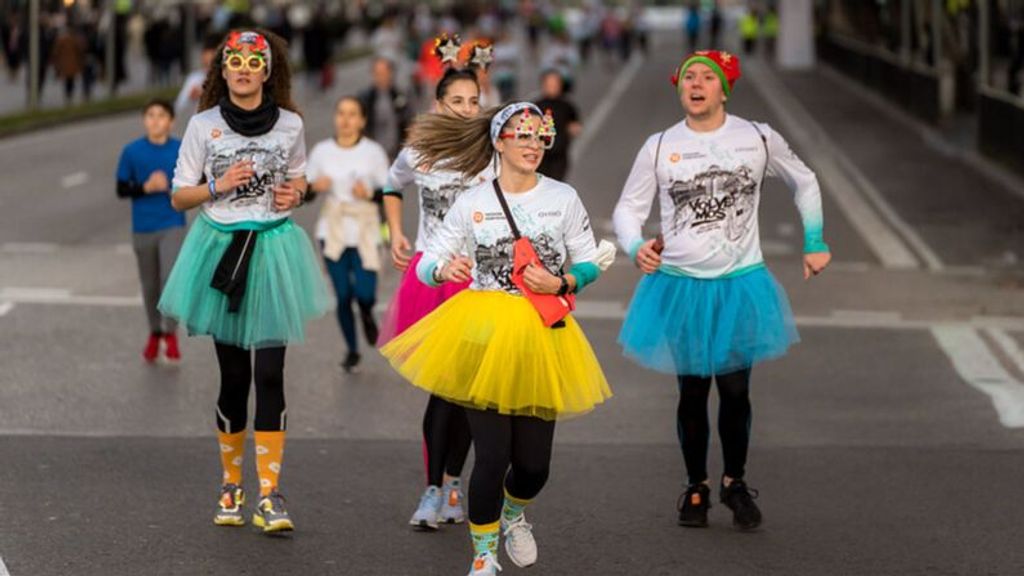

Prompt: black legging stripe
[
  {"left": 676, "top": 368, "right": 752, "bottom": 485},
  {"left": 464, "top": 409, "right": 555, "bottom": 525},
  {"left": 214, "top": 343, "right": 287, "bottom": 433},
  {"left": 422, "top": 395, "right": 473, "bottom": 486}
]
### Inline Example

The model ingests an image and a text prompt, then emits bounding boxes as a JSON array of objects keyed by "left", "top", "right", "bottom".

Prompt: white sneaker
[
  {"left": 440, "top": 479, "right": 466, "bottom": 524},
  {"left": 501, "top": 514, "right": 537, "bottom": 568},
  {"left": 409, "top": 485, "right": 441, "bottom": 530},
  {"left": 467, "top": 552, "right": 502, "bottom": 576}
]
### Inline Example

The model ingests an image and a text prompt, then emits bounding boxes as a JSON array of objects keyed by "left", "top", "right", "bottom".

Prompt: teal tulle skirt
[{"left": 158, "top": 214, "right": 329, "bottom": 350}]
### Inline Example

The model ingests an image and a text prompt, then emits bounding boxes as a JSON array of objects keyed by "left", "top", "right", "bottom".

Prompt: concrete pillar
[
  {"left": 978, "top": 0, "right": 990, "bottom": 90},
  {"left": 777, "top": 0, "right": 815, "bottom": 69},
  {"left": 28, "top": 0, "right": 39, "bottom": 110}
]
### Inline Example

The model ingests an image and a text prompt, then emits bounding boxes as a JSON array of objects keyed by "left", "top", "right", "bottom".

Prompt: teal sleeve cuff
[
  {"left": 627, "top": 238, "right": 645, "bottom": 261},
  {"left": 803, "top": 238, "right": 830, "bottom": 254},
  {"left": 569, "top": 262, "right": 601, "bottom": 293},
  {"left": 382, "top": 187, "right": 403, "bottom": 198},
  {"left": 418, "top": 259, "right": 442, "bottom": 287}
]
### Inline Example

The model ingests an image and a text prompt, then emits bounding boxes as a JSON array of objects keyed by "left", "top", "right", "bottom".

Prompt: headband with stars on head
[
  {"left": 434, "top": 33, "right": 462, "bottom": 67},
  {"left": 461, "top": 39, "right": 494, "bottom": 71}
]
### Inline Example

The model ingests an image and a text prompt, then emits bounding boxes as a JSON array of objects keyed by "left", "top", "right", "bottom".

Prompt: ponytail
[{"left": 406, "top": 106, "right": 501, "bottom": 176}]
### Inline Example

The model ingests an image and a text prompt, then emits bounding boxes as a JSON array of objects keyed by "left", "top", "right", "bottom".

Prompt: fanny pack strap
[{"left": 492, "top": 178, "right": 521, "bottom": 240}]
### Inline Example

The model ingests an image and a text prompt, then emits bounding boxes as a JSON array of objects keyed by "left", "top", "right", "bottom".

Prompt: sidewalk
[{"left": 758, "top": 60, "right": 1024, "bottom": 274}]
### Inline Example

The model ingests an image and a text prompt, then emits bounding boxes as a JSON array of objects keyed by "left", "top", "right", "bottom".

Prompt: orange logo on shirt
[
  {"left": 211, "top": 128, "right": 222, "bottom": 139},
  {"left": 669, "top": 153, "right": 681, "bottom": 163},
  {"left": 473, "top": 211, "right": 484, "bottom": 223}
]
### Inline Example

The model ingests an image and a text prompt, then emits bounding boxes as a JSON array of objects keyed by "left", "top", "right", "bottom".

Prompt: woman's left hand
[
  {"left": 803, "top": 252, "right": 832, "bottom": 280},
  {"left": 273, "top": 182, "right": 303, "bottom": 211},
  {"left": 522, "top": 263, "right": 562, "bottom": 295}
]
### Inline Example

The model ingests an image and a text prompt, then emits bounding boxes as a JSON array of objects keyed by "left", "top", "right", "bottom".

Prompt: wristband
[
  {"left": 432, "top": 265, "right": 446, "bottom": 285},
  {"left": 557, "top": 275, "right": 569, "bottom": 296},
  {"left": 208, "top": 179, "right": 218, "bottom": 201}
]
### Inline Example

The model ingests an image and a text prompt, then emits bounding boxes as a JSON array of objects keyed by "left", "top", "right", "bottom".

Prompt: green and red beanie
[{"left": 670, "top": 50, "right": 742, "bottom": 97}]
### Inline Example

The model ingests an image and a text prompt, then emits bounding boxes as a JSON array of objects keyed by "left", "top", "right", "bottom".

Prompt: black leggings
[
  {"left": 422, "top": 395, "right": 472, "bottom": 487},
  {"left": 676, "top": 368, "right": 752, "bottom": 486},
  {"left": 464, "top": 409, "right": 556, "bottom": 525},
  {"left": 214, "top": 343, "right": 287, "bottom": 433}
]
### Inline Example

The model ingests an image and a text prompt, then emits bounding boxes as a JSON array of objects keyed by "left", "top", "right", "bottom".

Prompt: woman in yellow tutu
[{"left": 380, "top": 101, "right": 612, "bottom": 576}]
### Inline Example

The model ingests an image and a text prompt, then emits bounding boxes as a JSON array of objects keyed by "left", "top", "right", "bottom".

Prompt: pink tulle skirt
[{"left": 377, "top": 252, "right": 470, "bottom": 346}]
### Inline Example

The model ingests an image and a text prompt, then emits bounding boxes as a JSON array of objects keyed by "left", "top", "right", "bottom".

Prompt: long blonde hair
[{"left": 405, "top": 106, "right": 504, "bottom": 176}]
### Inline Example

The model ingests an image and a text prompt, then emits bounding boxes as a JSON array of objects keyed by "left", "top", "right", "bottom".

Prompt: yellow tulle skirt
[{"left": 380, "top": 290, "right": 612, "bottom": 421}]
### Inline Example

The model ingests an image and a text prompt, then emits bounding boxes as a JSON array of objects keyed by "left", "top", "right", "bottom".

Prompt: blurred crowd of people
[{"left": 0, "top": 0, "right": 650, "bottom": 112}]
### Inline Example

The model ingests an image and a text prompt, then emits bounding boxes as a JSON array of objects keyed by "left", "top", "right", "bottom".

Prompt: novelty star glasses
[
  {"left": 499, "top": 131, "right": 555, "bottom": 150},
  {"left": 224, "top": 53, "right": 267, "bottom": 73}
]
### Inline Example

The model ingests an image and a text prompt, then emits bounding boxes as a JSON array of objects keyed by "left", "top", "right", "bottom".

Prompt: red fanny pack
[{"left": 493, "top": 180, "right": 574, "bottom": 328}]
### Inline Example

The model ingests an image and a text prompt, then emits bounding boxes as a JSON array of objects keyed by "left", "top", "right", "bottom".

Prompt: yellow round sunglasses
[{"left": 224, "top": 53, "right": 266, "bottom": 73}]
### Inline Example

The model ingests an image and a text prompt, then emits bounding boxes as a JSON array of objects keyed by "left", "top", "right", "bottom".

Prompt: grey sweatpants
[{"left": 133, "top": 226, "right": 185, "bottom": 333}]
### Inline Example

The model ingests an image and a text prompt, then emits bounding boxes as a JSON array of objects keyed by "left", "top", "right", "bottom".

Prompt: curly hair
[{"left": 198, "top": 29, "right": 299, "bottom": 114}]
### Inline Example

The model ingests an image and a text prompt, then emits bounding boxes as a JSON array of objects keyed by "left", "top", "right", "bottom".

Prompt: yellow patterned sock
[
  {"left": 217, "top": 430, "right": 246, "bottom": 486},
  {"left": 502, "top": 489, "right": 532, "bottom": 523},
  {"left": 254, "top": 431, "right": 285, "bottom": 497},
  {"left": 469, "top": 521, "right": 501, "bottom": 557}
]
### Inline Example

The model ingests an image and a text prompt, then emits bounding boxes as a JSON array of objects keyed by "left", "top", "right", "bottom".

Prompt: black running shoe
[
  {"left": 677, "top": 483, "right": 711, "bottom": 527},
  {"left": 720, "top": 479, "right": 762, "bottom": 530},
  {"left": 341, "top": 352, "right": 361, "bottom": 373},
  {"left": 360, "top": 307, "right": 379, "bottom": 347}
]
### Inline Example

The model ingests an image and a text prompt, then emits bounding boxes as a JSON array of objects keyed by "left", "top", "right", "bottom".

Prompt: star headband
[
  {"left": 464, "top": 40, "right": 494, "bottom": 71},
  {"left": 224, "top": 30, "right": 271, "bottom": 76},
  {"left": 434, "top": 33, "right": 462, "bottom": 67},
  {"left": 490, "top": 102, "right": 546, "bottom": 146}
]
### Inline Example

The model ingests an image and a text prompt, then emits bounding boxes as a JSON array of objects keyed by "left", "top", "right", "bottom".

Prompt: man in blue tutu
[{"left": 612, "top": 50, "right": 831, "bottom": 530}]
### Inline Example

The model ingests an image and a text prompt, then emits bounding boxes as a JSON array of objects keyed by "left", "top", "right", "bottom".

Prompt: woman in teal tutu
[
  {"left": 613, "top": 50, "right": 831, "bottom": 531},
  {"left": 158, "top": 30, "right": 328, "bottom": 534}
]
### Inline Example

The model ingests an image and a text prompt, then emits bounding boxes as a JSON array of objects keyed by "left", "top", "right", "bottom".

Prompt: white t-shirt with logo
[
  {"left": 417, "top": 175, "right": 598, "bottom": 294},
  {"left": 612, "top": 114, "right": 827, "bottom": 279},
  {"left": 173, "top": 106, "right": 307, "bottom": 225},
  {"left": 386, "top": 147, "right": 494, "bottom": 253},
  {"left": 307, "top": 137, "right": 391, "bottom": 246}
]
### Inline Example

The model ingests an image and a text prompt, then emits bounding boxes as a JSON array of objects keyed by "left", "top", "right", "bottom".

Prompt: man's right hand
[{"left": 635, "top": 239, "right": 663, "bottom": 274}]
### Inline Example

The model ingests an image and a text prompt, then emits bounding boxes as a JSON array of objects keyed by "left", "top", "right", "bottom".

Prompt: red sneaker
[
  {"left": 163, "top": 332, "right": 181, "bottom": 362},
  {"left": 143, "top": 333, "right": 160, "bottom": 363}
]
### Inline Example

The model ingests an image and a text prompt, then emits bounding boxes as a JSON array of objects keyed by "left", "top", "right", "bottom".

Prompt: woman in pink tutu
[{"left": 379, "top": 37, "right": 495, "bottom": 530}]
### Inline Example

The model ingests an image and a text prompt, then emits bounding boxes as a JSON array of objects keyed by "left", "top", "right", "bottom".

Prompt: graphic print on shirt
[
  {"left": 210, "top": 141, "right": 288, "bottom": 213},
  {"left": 473, "top": 232, "right": 562, "bottom": 292},
  {"left": 666, "top": 164, "right": 757, "bottom": 242},
  {"left": 420, "top": 181, "right": 465, "bottom": 242}
]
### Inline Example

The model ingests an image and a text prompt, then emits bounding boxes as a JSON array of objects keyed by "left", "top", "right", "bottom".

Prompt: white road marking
[
  {"left": 0, "top": 288, "right": 140, "bottom": 307},
  {"left": 746, "top": 63, "right": 938, "bottom": 271},
  {"left": 570, "top": 54, "right": 645, "bottom": 164},
  {"left": 932, "top": 325, "right": 1024, "bottom": 428},
  {"left": 60, "top": 171, "right": 90, "bottom": 189},
  {"left": 0, "top": 555, "right": 10, "bottom": 576},
  {"left": 985, "top": 328, "right": 1024, "bottom": 378},
  {"left": 0, "top": 302, "right": 14, "bottom": 317},
  {"left": 2, "top": 242, "right": 59, "bottom": 254}
]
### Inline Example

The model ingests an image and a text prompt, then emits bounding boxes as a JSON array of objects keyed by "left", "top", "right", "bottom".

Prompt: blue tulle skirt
[
  {"left": 618, "top": 266, "right": 799, "bottom": 377},
  {"left": 158, "top": 214, "right": 329, "bottom": 350}
]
